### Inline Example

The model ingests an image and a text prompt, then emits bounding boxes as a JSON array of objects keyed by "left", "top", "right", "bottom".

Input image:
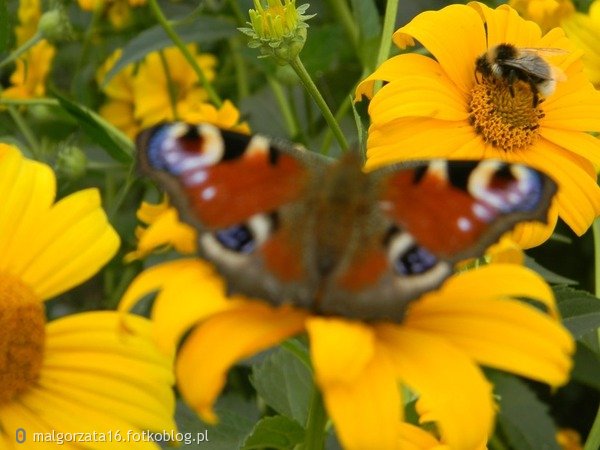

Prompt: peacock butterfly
[{"left": 136, "top": 122, "right": 556, "bottom": 322}]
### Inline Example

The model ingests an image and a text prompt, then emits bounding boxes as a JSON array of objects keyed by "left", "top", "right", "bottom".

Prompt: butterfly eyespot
[
  {"left": 468, "top": 161, "right": 543, "bottom": 214},
  {"left": 210, "top": 213, "right": 274, "bottom": 254},
  {"left": 395, "top": 245, "right": 438, "bottom": 276},
  {"left": 387, "top": 231, "right": 438, "bottom": 276},
  {"left": 215, "top": 224, "right": 255, "bottom": 253}
]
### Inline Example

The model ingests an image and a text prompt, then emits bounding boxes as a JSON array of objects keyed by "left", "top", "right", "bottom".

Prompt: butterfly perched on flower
[{"left": 136, "top": 123, "right": 556, "bottom": 322}]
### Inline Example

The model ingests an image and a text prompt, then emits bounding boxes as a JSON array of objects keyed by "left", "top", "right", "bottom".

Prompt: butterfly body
[{"left": 137, "top": 123, "right": 556, "bottom": 322}]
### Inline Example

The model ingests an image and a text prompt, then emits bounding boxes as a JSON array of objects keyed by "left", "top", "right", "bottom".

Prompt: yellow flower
[
  {"left": 0, "top": 144, "right": 176, "bottom": 448},
  {"left": 121, "top": 254, "right": 573, "bottom": 449},
  {"left": 15, "top": 0, "right": 41, "bottom": 44},
  {"left": 97, "top": 49, "right": 139, "bottom": 139},
  {"left": 561, "top": 1, "right": 600, "bottom": 87},
  {"left": 77, "top": 0, "right": 146, "bottom": 29},
  {"left": 556, "top": 428, "right": 582, "bottom": 450},
  {"left": 2, "top": 41, "right": 55, "bottom": 100},
  {"left": 356, "top": 2, "right": 600, "bottom": 247},
  {"left": 133, "top": 46, "right": 217, "bottom": 128},
  {"left": 509, "top": 0, "right": 575, "bottom": 32}
]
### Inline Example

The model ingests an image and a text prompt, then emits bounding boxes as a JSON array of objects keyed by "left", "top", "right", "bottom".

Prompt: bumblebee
[{"left": 475, "top": 43, "right": 566, "bottom": 106}]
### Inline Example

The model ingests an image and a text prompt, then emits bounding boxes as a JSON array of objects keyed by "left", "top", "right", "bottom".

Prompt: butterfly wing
[
  {"left": 137, "top": 122, "right": 328, "bottom": 307},
  {"left": 320, "top": 160, "right": 556, "bottom": 321}
]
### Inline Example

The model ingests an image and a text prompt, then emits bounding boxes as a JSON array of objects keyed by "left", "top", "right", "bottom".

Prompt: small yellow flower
[
  {"left": 77, "top": 0, "right": 146, "bottom": 29},
  {"left": 15, "top": 0, "right": 41, "bottom": 44},
  {"left": 133, "top": 46, "right": 217, "bottom": 128},
  {"left": 2, "top": 41, "right": 55, "bottom": 100},
  {"left": 121, "top": 241, "right": 573, "bottom": 449},
  {"left": 356, "top": 2, "right": 600, "bottom": 247},
  {"left": 556, "top": 428, "right": 582, "bottom": 450},
  {"left": 0, "top": 144, "right": 176, "bottom": 448},
  {"left": 97, "top": 49, "right": 139, "bottom": 139}
]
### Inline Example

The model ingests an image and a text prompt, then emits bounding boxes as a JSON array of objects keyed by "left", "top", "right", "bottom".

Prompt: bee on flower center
[{"left": 475, "top": 43, "right": 566, "bottom": 107}]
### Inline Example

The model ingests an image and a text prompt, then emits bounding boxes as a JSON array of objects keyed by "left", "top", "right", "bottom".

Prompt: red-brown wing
[{"left": 378, "top": 160, "right": 556, "bottom": 261}]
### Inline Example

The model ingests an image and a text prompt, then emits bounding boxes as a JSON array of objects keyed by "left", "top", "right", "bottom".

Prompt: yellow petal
[
  {"left": 150, "top": 260, "right": 242, "bottom": 353},
  {"left": 408, "top": 280, "right": 574, "bottom": 386},
  {"left": 135, "top": 207, "right": 197, "bottom": 257},
  {"left": 176, "top": 303, "right": 307, "bottom": 423},
  {"left": 355, "top": 54, "right": 444, "bottom": 101},
  {"left": 367, "top": 71, "right": 468, "bottom": 123},
  {"left": 522, "top": 142, "right": 600, "bottom": 235},
  {"left": 306, "top": 317, "right": 375, "bottom": 384},
  {"left": 393, "top": 4, "right": 485, "bottom": 94},
  {"left": 0, "top": 147, "right": 55, "bottom": 269},
  {"left": 398, "top": 422, "right": 450, "bottom": 450},
  {"left": 377, "top": 324, "right": 494, "bottom": 449},
  {"left": 540, "top": 128, "right": 600, "bottom": 170},
  {"left": 311, "top": 337, "right": 401, "bottom": 449},
  {"left": 19, "top": 189, "right": 120, "bottom": 300},
  {"left": 430, "top": 264, "right": 557, "bottom": 317},
  {"left": 469, "top": 3, "right": 541, "bottom": 48},
  {"left": 365, "top": 118, "right": 476, "bottom": 170},
  {"left": 509, "top": 199, "right": 559, "bottom": 249}
]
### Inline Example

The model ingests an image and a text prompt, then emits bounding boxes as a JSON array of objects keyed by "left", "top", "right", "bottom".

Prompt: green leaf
[
  {"left": 103, "top": 16, "right": 237, "bottom": 85},
  {"left": 553, "top": 286, "right": 600, "bottom": 339},
  {"left": 571, "top": 342, "right": 600, "bottom": 391},
  {"left": 54, "top": 93, "right": 133, "bottom": 163},
  {"left": 173, "top": 394, "right": 260, "bottom": 450},
  {"left": 491, "top": 372, "right": 560, "bottom": 450},
  {"left": 0, "top": 0, "right": 8, "bottom": 54},
  {"left": 350, "top": 0, "right": 381, "bottom": 70},
  {"left": 242, "top": 416, "right": 305, "bottom": 450},
  {"left": 525, "top": 256, "right": 577, "bottom": 285},
  {"left": 251, "top": 346, "right": 314, "bottom": 425}
]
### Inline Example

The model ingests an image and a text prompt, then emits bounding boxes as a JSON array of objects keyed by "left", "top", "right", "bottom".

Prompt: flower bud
[
  {"left": 239, "top": 0, "right": 315, "bottom": 65},
  {"left": 55, "top": 146, "right": 87, "bottom": 181}
]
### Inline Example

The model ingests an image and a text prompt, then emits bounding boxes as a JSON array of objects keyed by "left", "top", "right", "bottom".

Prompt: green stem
[
  {"left": 289, "top": 56, "right": 348, "bottom": 151},
  {"left": 320, "top": 94, "right": 352, "bottom": 155},
  {"left": 584, "top": 405, "right": 600, "bottom": 450},
  {"left": 158, "top": 49, "right": 180, "bottom": 119},
  {"left": 0, "top": 32, "right": 43, "bottom": 69},
  {"left": 594, "top": 217, "right": 600, "bottom": 297},
  {"left": 230, "top": 38, "right": 249, "bottom": 99},
  {"left": 226, "top": 0, "right": 247, "bottom": 27},
  {"left": 267, "top": 75, "right": 299, "bottom": 138},
  {"left": 325, "top": 0, "right": 358, "bottom": 51},
  {"left": 300, "top": 389, "right": 327, "bottom": 450},
  {"left": 375, "top": 0, "right": 400, "bottom": 69},
  {"left": 108, "top": 165, "right": 136, "bottom": 219},
  {"left": 8, "top": 106, "right": 41, "bottom": 157},
  {"left": 147, "top": 0, "right": 222, "bottom": 107}
]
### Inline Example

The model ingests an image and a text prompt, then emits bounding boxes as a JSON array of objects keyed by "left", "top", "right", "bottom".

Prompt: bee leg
[
  {"left": 528, "top": 79, "right": 540, "bottom": 107},
  {"left": 507, "top": 69, "right": 517, "bottom": 97}
]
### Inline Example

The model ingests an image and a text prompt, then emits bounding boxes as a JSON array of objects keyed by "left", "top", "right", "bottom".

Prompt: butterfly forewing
[{"left": 137, "top": 123, "right": 557, "bottom": 323}]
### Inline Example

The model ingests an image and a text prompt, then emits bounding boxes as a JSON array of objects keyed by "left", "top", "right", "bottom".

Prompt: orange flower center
[
  {"left": 468, "top": 77, "right": 545, "bottom": 152},
  {"left": 0, "top": 272, "right": 46, "bottom": 405}
]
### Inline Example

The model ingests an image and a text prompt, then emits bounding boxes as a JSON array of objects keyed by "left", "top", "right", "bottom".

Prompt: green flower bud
[
  {"left": 38, "top": 8, "right": 72, "bottom": 43},
  {"left": 55, "top": 146, "right": 87, "bottom": 181},
  {"left": 239, "top": 0, "right": 315, "bottom": 65}
]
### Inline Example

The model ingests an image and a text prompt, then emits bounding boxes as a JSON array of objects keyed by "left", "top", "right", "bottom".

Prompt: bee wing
[
  {"left": 501, "top": 52, "right": 555, "bottom": 80},
  {"left": 518, "top": 47, "right": 569, "bottom": 56}
]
